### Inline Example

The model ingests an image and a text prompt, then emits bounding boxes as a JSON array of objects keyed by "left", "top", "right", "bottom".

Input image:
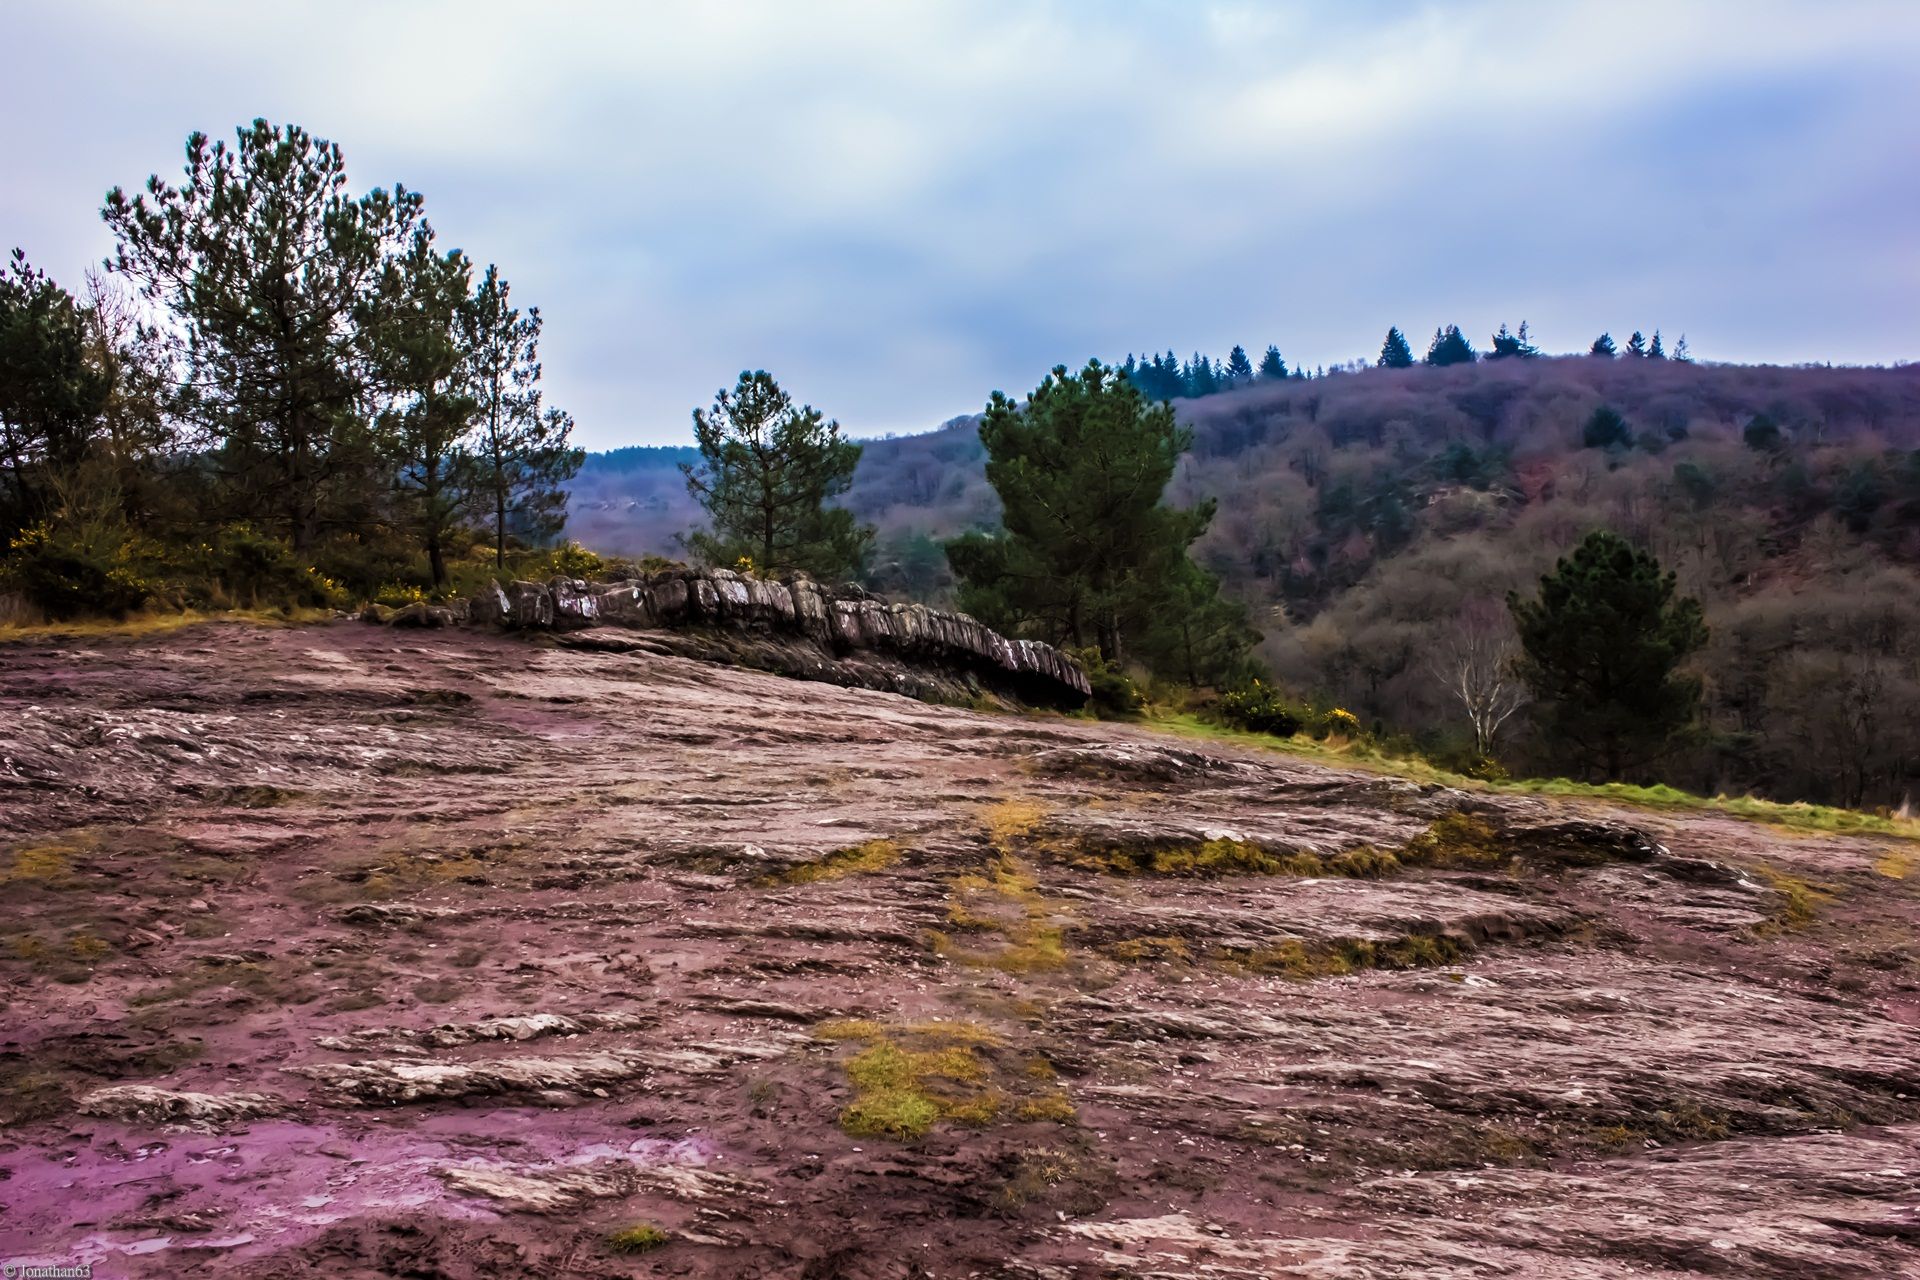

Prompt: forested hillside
[{"left": 571, "top": 356, "right": 1920, "bottom": 809}]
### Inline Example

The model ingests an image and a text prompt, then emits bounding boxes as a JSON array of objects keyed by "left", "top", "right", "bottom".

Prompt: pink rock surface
[{"left": 1, "top": 620, "right": 1916, "bottom": 1277}]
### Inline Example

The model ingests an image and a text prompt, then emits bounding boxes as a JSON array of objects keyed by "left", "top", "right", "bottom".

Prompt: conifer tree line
[
  {"left": 1, "top": 119, "right": 580, "bottom": 618},
  {"left": 1112, "top": 321, "right": 1695, "bottom": 406}
]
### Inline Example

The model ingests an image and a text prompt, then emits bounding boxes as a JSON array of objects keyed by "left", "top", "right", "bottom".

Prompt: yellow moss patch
[
  {"left": 1751, "top": 865, "right": 1835, "bottom": 929},
  {"left": 1401, "top": 812, "right": 1508, "bottom": 868},
  {"left": 983, "top": 799, "right": 1049, "bottom": 850},
  {"left": 1039, "top": 814, "right": 1507, "bottom": 883},
  {"left": 1014, "top": 1091, "right": 1078, "bottom": 1123},
  {"left": 1220, "top": 932, "right": 1467, "bottom": 979},
  {"left": 3, "top": 843, "right": 78, "bottom": 883},
  {"left": 1104, "top": 935, "right": 1193, "bottom": 963},
  {"left": 765, "top": 839, "right": 902, "bottom": 886},
  {"left": 821, "top": 1018, "right": 1070, "bottom": 1141},
  {"left": 900, "top": 1020, "right": 1005, "bottom": 1048},
  {"left": 941, "top": 846, "right": 1074, "bottom": 973},
  {"left": 1873, "top": 850, "right": 1913, "bottom": 880}
]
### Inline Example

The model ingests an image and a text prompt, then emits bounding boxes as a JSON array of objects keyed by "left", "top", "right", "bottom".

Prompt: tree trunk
[{"left": 495, "top": 484, "right": 507, "bottom": 568}]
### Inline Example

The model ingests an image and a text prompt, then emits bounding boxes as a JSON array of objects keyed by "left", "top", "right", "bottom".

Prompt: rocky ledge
[{"left": 458, "top": 567, "right": 1092, "bottom": 707}]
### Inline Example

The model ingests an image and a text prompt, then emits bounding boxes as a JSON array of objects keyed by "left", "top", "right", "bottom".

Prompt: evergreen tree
[
  {"left": 1187, "top": 353, "right": 1219, "bottom": 397},
  {"left": 681, "top": 371, "right": 871, "bottom": 578},
  {"left": 1582, "top": 405, "right": 1633, "bottom": 450},
  {"left": 1487, "top": 321, "right": 1539, "bottom": 360},
  {"left": 0, "top": 252, "right": 110, "bottom": 531},
  {"left": 458, "top": 265, "right": 581, "bottom": 567},
  {"left": 944, "top": 360, "right": 1239, "bottom": 670},
  {"left": 1590, "top": 332, "right": 1617, "bottom": 358},
  {"left": 1742, "top": 412, "right": 1784, "bottom": 453},
  {"left": 1425, "top": 325, "right": 1476, "bottom": 367},
  {"left": 1625, "top": 330, "right": 1647, "bottom": 358},
  {"left": 104, "top": 119, "right": 419, "bottom": 551},
  {"left": 1377, "top": 326, "right": 1414, "bottom": 369},
  {"left": 1508, "top": 530, "right": 1707, "bottom": 780},
  {"left": 1225, "top": 344, "right": 1254, "bottom": 385},
  {"left": 1131, "top": 555, "right": 1260, "bottom": 688},
  {"left": 1672, "top": 334, "right": 1692, "bottom": 363},
  {"left": 362, "top": 225, "right": 476, "bottom": 587},
  {"left": 1258, "top": 344, "right": 1287, "bottom": 379},
  {"left": 1647, "top": 329, "right": 1666, "bottom": 360}
]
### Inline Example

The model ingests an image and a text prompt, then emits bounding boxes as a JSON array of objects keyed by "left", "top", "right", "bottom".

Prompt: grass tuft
[{"left": 606, "top": 1223, "right": 670, "bottom": 1254}]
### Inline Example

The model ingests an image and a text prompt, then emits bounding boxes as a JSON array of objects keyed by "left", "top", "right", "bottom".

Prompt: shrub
[
  {"left": 1318, "top": 707, "right": 1363, "bottom": 739},
  {"left": 544, "top": 540, "right": 605, "bottom": 579},
  {"left": 2, "top": 521, "right": 151, "bottom": 619},
  {"left": 199, "top": 523, "right": 346, "bottom": 608},
  {"left": 1215, "top": 681, "right": 1304, "bottom": 737},
  {"left": 1072, "top": 648, "right": 1146, "bottom": 719}
]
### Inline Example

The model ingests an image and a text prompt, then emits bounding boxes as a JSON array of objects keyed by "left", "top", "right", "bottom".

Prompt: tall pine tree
[
  {"left": 458, "top": 265, "right": 581, "bottom": 567},
  {"left": 1224, "top": 344, "right": 1254, "bottom": 385},
  {"left": 1258, "top": 344, "right": 1287, "bottom": 379},
  {"left": 945, "top": 359, "right": 1248, "bottom": 675},
  {"left": 362, "top": 225, "right": 476, "bottom": 587},
  {"left": 681, "top": 371, "right": 871, "bottom": 578},
  {"left": 0, "top": 252, "right": 111, "bottom": 531},
  {"left": 1378, "top": 326, "right": 1415, "bottom": 368},
  {"left": 104, "top": 119, "right": 418, "bottom": 551},
  {"left": 1425, "top": 325, "right": 1476, "bottom": 367},
  {"left": 1508, "top": 531, "right": 1707, "bottom": 780}
]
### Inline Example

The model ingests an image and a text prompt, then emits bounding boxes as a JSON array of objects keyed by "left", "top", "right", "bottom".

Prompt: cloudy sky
[{"left": 7, "top": 1, "right": 1919, "bottom": 447}]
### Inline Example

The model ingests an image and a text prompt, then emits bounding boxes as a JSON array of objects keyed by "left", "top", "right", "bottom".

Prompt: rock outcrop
[{"left": 465, "top": 567, "right": 1091, "bottom": 707}]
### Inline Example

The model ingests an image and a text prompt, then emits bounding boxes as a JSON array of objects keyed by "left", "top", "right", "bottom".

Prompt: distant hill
[{"left": 567, "top": 357, "right": 1920, "bottom": 808}]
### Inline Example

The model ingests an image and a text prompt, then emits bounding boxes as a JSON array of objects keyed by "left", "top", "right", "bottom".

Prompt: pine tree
[
  {"left": 104, "top": 119, "right": 419, "bottom": 551},
  {"left": 0, "top": 252, "right": 111, "bottom": 531},
  {"left": 1647, "top": 329, "right": 1666, "bottom": 360},
  {"left": 944, "top": 360, "right": 1236, "bottom": 670},
  {"left": 1742, "top": 413, "right": 1784, "bottom": 453},
  {"left": 1258, "top": 344, "right": 1287, "bottom": 379},
  {"left": 1590, "top": 332, "right": 1617, "bottom": 358},
  {"left": 1187, "top": 354, "right": 1219, "bottom": 397},
  {"left": 1225, "top": 344, "right": 1254, "bottom": 385},
  {"left": 1377, "top": 326, "right": 1414, "bottom": 369},
  {"left": 459, "top": 265, "right": 581, "bottom": 567},
  {"left": 1626, "top": 330, "right": 1647, "bottom": 358},
  {"left": 1672, "top": 334, "right": 1692, "bottom": 363},
  {"left": 1488, "top": 322, "right": 1539, "bottom": 360},
  {"left": 681, "top": 371, "right": 871, "bottom": 578},
  {"left": 1581, "top": 405, "right": 1632, "bottom": 450},
  {"left": 362, "top": 225, "right": 477, "bottom": 587},
  {"left": 1425, "top": 325, "right": 1476, "bottom": 367},
  {"left": 1508, "top": 531, "right": 1707, "bottom": 780}
]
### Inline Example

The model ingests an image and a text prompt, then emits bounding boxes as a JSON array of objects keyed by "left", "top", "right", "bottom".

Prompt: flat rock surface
[{"left": 1, "top": 620, "right": 1917, "bottom": 1278}]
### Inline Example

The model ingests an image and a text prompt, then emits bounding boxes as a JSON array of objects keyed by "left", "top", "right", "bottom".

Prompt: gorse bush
[
  {"left": 2, "top": 521, "right": 152, "bottom": 619},
  {"left": 1215, "top": 681, "right": 1305, "bottom": 737}
]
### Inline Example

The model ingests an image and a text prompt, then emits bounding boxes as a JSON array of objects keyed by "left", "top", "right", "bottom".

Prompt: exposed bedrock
[{"left": 462, "top": 568, "right": 1092, "bottom": 707}]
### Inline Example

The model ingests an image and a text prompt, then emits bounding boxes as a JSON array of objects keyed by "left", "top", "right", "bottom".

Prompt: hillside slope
[
  {"left": 570, "top": 359, "right": 1920, "bottom": 807},
  {"left": 2, "top": 622, "right": 1918, "bottom": 1277}
]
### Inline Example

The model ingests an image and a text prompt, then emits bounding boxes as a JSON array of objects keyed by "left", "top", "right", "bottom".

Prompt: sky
[{"left": 6, "top": 1, "right": 1919, "bottom": 448}]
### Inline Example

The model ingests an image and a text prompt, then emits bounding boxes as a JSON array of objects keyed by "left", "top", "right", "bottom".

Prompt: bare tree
[{"left": 1428, "top": 598, "right": 1529, "bottom": 758}]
